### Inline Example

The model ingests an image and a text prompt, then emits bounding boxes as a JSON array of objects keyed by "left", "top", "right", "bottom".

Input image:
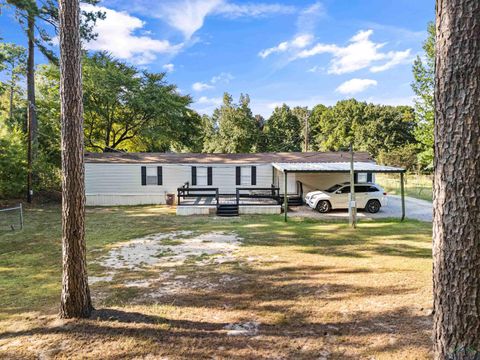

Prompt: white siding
[{"left": 85, "top": 163, "right": 273, "bottom": 206}]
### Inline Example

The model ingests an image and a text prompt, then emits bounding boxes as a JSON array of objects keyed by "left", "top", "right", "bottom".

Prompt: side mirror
[{"left": 335, "top": 190, "right": 342, "bottom": 194}]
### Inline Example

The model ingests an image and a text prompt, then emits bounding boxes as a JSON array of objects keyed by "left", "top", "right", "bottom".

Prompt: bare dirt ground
[{"left": 0, "top": 206, "right": 433, "bottom": 359}]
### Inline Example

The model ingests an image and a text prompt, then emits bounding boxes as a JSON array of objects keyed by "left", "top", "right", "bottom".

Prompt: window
[
  {"left": 340, "top": 186, "right": 351, "bottom": 194},
  {"left": 357, "top": 173, "right": 368, "bottom": 183},
  {"left": 146, "top": 167, "right": 157, "bottom": 185},
  {"left": 355, "top": 185, "right": 370, "bottom": 193},
  {"left": 241, "top": 167, "right": 251, "bottom": 186},
  {"left": 368, "top": 186, "right": 380, "bottom": 192},
  {"left": 141, "top": 166, "right": 162, "bottom": 186},
  {"left": 197, "top": 167, "right": 208, "bottom": 186}
]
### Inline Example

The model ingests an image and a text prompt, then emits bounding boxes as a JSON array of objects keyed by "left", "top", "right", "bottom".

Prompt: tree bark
[
  {"left": 26, "top": 13, "right": 37, "bottom": 203},
  {"left": 59, "top": 0, "right": 93, "bottom": 318},
  {"left": 433, "top": 0, "right": 480, "bottom": 359}
]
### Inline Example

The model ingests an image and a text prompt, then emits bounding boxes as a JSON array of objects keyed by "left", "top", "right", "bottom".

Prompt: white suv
[{"left": 305, "top": 183, "right": 387, "bottom": 213}]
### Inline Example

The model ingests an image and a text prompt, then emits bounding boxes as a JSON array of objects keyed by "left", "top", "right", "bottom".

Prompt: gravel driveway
[{"left": 289, "top": 195, "right": 433, "bottom": 222}]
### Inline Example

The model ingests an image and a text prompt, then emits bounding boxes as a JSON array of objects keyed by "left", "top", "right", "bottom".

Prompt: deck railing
[
  {"left": 235, "top": 185, "right": 281, "bottom": 205},
  {"left": 177, "top": 186, "right": 219, "bottom": 207}
]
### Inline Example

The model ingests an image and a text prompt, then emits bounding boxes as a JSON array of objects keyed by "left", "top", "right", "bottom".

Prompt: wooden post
[
  {"left": 349, "top": 143, "right": 357, "bottom": 228},
  {"left": 284, "top": 171, "right": 288, "bottom": 222},
  {"left": 400, "top": 172, "right": 405, "bottom": 221}
]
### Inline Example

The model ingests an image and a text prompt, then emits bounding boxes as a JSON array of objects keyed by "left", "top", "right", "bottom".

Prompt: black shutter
[
  {"left": 141, "top": 166, "right": 146, "bottom": 186},
  {"left": 367, "top": 172, "right": 373, "bottom": 183},
  {"left": 157, "top": 166, "right": 163, "bottom": 185},
  {"left": 251, "top": 166, "right": 257, "bottom": 185},
  {"left": 354, "top": 173, "right": 358, "bottom": 184},
  {"left": 191, "top": 166, "right": 197, "bottom": 185},
  {"left": 236, "top": 166, "right": 241, "bottom": 185},
  {"left": 207, "top": 167, "right": 213, "bottom": 185}
]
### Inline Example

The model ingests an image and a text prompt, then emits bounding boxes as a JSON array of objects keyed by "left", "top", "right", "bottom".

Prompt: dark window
[
  {"left": 340, "top": 186, "right": 351, "bottom": 194},
  {"left": 326, "top": 184, "right": 343, "bottom": 193},
  {"left": 191, "top": 166, "right": 197, "bottom": 185},
  {"left": 368, "top": 186, "right": 380, "bottom": 192},
  {"left": 251, "top": 166, "right": 257, "bottom": 185},
  {"left": 141, "top": 166, "right": 147, "bottom": 186},
  {"left": 142, "top": 166, "right": 162, "bottom": 186},
  {"left": 236, "top": 166, "right": 241, "bottom": 185},
  {"left": 157, "top": 166, "right": 163, "bottom": 185},
  {"left": 207, "top": 167, "right": 213, "bottom": 186},
  {"left": 355, "top": 185, "right": 369, "bottom": 193},
  {"left": 367, "top": 173, "right": 373, "bottom": 183}
]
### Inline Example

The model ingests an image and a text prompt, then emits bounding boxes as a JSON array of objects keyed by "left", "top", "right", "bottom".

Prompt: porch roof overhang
[{"left": 272, "top": 161, "right": 405, "bottom": 174}]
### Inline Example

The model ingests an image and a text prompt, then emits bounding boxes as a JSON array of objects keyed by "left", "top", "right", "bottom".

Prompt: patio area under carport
[{"left": 272, "top": 162, "right": 407, "bottom": 222}]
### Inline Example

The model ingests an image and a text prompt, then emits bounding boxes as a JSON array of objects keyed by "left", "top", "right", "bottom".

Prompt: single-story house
[{"left": 84, "top": 151, "right": 405, "bottom": 218}]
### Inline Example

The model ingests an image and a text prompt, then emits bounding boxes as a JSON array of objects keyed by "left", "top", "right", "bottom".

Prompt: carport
[{"left": 272, "top": 162, "right": 406, "bottom": 222}]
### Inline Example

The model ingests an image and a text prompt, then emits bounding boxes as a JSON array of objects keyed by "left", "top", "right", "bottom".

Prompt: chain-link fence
[{"left": 0, "top": 204, "right": 24, "bottom": 231}]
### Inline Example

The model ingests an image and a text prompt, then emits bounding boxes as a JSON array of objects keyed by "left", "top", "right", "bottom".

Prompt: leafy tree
[
  {"left": 0, "top": 121, "right": 26, "bottom": 197},
  {"left": 3, "top": 0, "right": 103, "bottom": 201},
  {"left": 291, "top": 106, "right": 311, "bottom": 151},
  {"left": 0, "top": 43, "right": 26, "bottom": 121},
  {"left": 208, "top": 93, "right": 259, "bottom": 153},
  {"left": 412, "top": 22, "right": 434, "bottom": 170},
  {"left": 264, "top": 104, "right": 302, "bottom": 152},
  {"left": 308, "top": 104, "right": 328, "bottom": 151},
  {"left": 82, "top": 52, "right": 198, "bottom": 152},
  {"left": 314, "top": 99, "right": 366, "bottom": 151}
]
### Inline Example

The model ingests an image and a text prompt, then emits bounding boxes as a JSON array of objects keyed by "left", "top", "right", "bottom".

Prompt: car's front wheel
[
  {"left": 366, "top": 199, "right": 381, "bottom": 213},
  {"left": 316, "top": 200, "right": 331, "bottom": 213}
]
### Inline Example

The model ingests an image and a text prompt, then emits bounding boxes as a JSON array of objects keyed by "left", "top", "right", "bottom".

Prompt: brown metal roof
[{"left": 84, "top": 151, "right": 373, "bottom": 164}]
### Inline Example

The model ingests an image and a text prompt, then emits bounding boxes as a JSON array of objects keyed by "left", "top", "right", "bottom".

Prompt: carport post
[
  {"left": 284, "top": 171, "right": 288, "bottom": 222},
  {"left": 400, "top": 172, "right": 405, "bottom": 221}
]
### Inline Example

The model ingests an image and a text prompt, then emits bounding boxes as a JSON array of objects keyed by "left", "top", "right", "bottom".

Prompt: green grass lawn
[
  {"left": 0, "top": 205, "right": 433, "bottom": 359},
  {"left": 376, "top": 174, "right": 433, "bottom": 202}
]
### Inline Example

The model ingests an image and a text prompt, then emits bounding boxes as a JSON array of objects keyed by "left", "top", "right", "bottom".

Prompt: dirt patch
[{"left": 90, "top": 231, "right": 244, "bottom": 297}]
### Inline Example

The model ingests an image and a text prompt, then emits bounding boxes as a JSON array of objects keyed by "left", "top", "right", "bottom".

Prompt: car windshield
[{"left": 325, "top": 184, "right": 343, "bottom": 193}]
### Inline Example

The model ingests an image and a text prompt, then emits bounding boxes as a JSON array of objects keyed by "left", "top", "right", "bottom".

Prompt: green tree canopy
[
  {"left": 205, "top": 93, "right": 260, "bottom": 153},
  {"left": 264, "top": 104, "right": 302, "bottom": 152},
  {"left": 82, "top": 52, "right": 200, "bottom": 152},
  {"left": 411, "top": 22, "right": 434, "bottom": 170}
]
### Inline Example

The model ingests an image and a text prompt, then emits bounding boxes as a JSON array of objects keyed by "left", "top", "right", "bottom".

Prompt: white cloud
[
  {"left": 160, "top": 0, "right": 223, "bottom": 39},
  {"left": 192, "top": 82, "right": 214, "bottom": 91},
  {"left": 370, "top": 49, "right": 412, "bottom": 72},
  {"left": 81, "top": 4, "right": 182, "bottom": 64},
  {"left": 193, "top": 96, "right": 224, "bottom": 114},
  {"left": 296, "top": 2, "right": 325, "bottom": 34},
  {"left": 293, "top": 29, "right": 412, "bottom": 74},
  {"left": 259, "top": 34, "right": 314, "bottom": 58},
  {"left": 336, "top": 78, "right": 378, "bottom": 94},
  {"left": 211, "top": 72, "right": 234, "bottom": 84},
  {"left": 197, "top": 96, "right": 223, "bottom": 105},
  {"left": 154, "top": 0, "right": 296, "bottom": 39},
  {"left": 215, "top": 2, "right": 295, "bottom": 18},
  {"left": 163, "top": 63, "right": 175, "bottom": 72}
]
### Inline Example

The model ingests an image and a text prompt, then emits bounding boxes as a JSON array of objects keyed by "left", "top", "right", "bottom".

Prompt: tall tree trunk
[
  {"left": 9, "top": 81, "right": 14, "bottom": 121},
  {"left": 433, "top": 0, "right": 480, "bottom": 359},
  {"left": 26, "top": 13, "right": 37, "bottom": 203},
  {"left": 59, "top": 0, "right": 93, "bottom": 318}
]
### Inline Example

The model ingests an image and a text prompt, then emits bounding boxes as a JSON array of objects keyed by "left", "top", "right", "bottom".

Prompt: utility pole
[
  {"left": 304, "top": 112, "right": 309, "bottom": 152},
  {"left": 348, "top": 142, "right": 357, "bottom": 228}
]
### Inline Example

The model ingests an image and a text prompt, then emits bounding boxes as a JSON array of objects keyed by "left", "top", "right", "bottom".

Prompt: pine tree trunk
[
  {"left": 433, "top": 0, "right": 480, "bottom": 358},
  {"left": 59, "top": 0, "right": 93, "bottom": 319},
  {"left": 26, "top": 14, "right": 37, "bottom": 203}
]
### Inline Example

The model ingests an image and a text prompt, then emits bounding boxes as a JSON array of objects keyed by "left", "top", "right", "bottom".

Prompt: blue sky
[{"left": 0, "top": 0, "right": 434, "bottom": 117}]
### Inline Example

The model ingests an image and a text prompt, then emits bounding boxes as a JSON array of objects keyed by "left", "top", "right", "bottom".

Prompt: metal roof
[{"left": 272, "top": 162, "right": 405, "bottom": 173}]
